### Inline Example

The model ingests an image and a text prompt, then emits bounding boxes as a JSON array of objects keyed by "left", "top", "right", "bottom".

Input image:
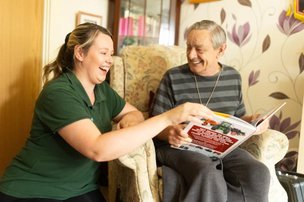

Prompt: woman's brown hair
[{"left": 43, "top": 23, "right": 112, "bottom": 84}]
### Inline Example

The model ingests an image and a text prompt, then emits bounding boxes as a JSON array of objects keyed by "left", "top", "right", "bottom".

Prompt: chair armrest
[
  {"left": 240, "top": 129, "right": 289, "bottom": 202},
  {"left": 108, "top": 139, "right": 160, "bottom": 202},
  {"left": 110, "top": 56, "right": 124, "bottom": 97},
  {"left": 240, "top": 129, "right": 289, "bottom": 165}
]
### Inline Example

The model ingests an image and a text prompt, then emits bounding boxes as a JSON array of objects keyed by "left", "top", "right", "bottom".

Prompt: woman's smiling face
[{"left": 81, "top": 32, "right": 114, "bottom": 84}]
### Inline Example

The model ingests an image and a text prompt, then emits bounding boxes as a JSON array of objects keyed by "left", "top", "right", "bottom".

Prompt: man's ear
[
  {"left": 74, "top": 45, "right": 84, "bottom": 62},
  {"left": 217, "top": 43, "right": 227, "bottom": 58}
]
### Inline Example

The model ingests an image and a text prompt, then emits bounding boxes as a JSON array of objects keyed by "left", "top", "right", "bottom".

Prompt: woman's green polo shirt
[{"left": 0, "top": 71, "right": 126, "bottom": 199}]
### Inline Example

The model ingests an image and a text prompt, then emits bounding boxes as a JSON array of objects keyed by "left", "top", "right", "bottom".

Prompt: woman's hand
[
  {"left": 117, "top": 110, "right": 145, "bottom": 129},
  {"left": 164, "top": 102, "right": 214, "bottom": 125},
  {"left": 155, "top": 102, "right": 214, "bottom": 144},
  {"left": 114, "top": 102, "right": 145, "bottom": 129}
]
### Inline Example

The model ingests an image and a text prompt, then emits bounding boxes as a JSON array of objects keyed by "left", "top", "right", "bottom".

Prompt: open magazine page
[
  {"left": 174, "top": 113, "right": 257, "bottom": 158},
  {"left": 174, "top": 102, "right": 286, "bottom": 158},
  {"left": 251, "top": 102, "right": 286, "bottom": 127}
]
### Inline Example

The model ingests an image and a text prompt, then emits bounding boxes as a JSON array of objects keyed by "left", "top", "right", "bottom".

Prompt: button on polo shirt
[{"left": 0, "top": 70, "right": 126, "bottom": 199}]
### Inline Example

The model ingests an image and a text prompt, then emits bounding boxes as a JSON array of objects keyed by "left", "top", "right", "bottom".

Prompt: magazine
[{"left": 173, "top": 102, "right": 286, "bottom": 158}]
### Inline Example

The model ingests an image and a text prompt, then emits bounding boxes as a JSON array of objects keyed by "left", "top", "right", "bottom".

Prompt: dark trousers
[
  {"left": 0, "top": 190, "right": 106, "bottom": 202},
  {"left": 157, "top": 146, "right": 271, "bottom": 202}
]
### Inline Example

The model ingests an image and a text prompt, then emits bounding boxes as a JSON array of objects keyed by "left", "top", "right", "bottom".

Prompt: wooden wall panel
[{"left": 0, "top": 0, "right": 43, "bottom": 175}]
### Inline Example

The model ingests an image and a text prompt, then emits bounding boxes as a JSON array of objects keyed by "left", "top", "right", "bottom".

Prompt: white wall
[{"left": 43, "top": 0, "right": 109, "bottom": 65}]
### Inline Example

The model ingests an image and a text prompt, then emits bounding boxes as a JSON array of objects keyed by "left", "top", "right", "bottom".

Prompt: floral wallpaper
[{"left": 179, "top": 0, "right": 304, "bottom": 172}]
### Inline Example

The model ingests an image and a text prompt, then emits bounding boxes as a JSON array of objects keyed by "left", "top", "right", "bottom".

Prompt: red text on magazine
[{"left": 187, "top": 125, "right": 238, "bottom": 153}]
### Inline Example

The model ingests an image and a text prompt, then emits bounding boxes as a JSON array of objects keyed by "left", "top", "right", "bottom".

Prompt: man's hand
[
  {"left": 166, "top": 124, "right": 192, "bottom": 147},
  {"left": 241, "top": 114, "right": 260, "bottom": 123},
  {"left": 241, "top": 114, "right": 269, "bottom": 135},
  {"left": 254, "top": 119, "right": 269, "bottom": 135}
]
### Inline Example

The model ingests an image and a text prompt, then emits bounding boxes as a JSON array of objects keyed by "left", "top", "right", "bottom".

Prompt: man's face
[{"left": 186, "top": 29, "right": 224, "bottom": 76}]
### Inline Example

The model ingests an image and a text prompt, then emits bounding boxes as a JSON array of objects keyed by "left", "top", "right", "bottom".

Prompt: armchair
[{"left": 108, "top": 44, "right": 289, "bottom": 202}]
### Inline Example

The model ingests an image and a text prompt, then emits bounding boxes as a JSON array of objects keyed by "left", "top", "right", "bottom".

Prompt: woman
[{"left": 0, "top": 23, "right": 214, "bottom": 202}]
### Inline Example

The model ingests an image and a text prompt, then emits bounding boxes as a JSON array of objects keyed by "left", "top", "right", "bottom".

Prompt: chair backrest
[{"left": 110, "top": 44, "right": 187, "bottom": 117}]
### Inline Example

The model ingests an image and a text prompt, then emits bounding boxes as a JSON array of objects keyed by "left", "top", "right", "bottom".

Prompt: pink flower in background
[
  {"left": 227, "top": 22, "right": 251, "bottom": 47},
  {"left": 248, "top": 70, "right": 260, "bottom": 87},
  {"left": 277, "top": 10, "right": 304, "bottom": 36},
  {"left": 269, "top": 112, "right": 300, "bottom": 139}
]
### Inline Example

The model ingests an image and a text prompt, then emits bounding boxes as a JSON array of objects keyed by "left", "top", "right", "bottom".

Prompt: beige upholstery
[{"left": 108, "top": 44, "right": 289, "bottom": 202}]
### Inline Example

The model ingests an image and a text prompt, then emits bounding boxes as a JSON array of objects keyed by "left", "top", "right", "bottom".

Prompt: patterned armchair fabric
[{"left": 109, "top": 44, "right": 289, "bottom": 202}]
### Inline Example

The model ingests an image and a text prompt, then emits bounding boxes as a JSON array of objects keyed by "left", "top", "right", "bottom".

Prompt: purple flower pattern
[
  {"left": 277, "top": 10, "right": 304, "bottom": 36},
  {"left": 248, "top": 70, "right": 260, "bottom": 87},
  {"left": 226, "top": 4, "right": 304, "bottom": 174},
  {"left": 269, "top": 112, "right": 301, "bottom": 139},
  {"left": 227, "top": 22, "right": 251, "bottom": 47}
]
